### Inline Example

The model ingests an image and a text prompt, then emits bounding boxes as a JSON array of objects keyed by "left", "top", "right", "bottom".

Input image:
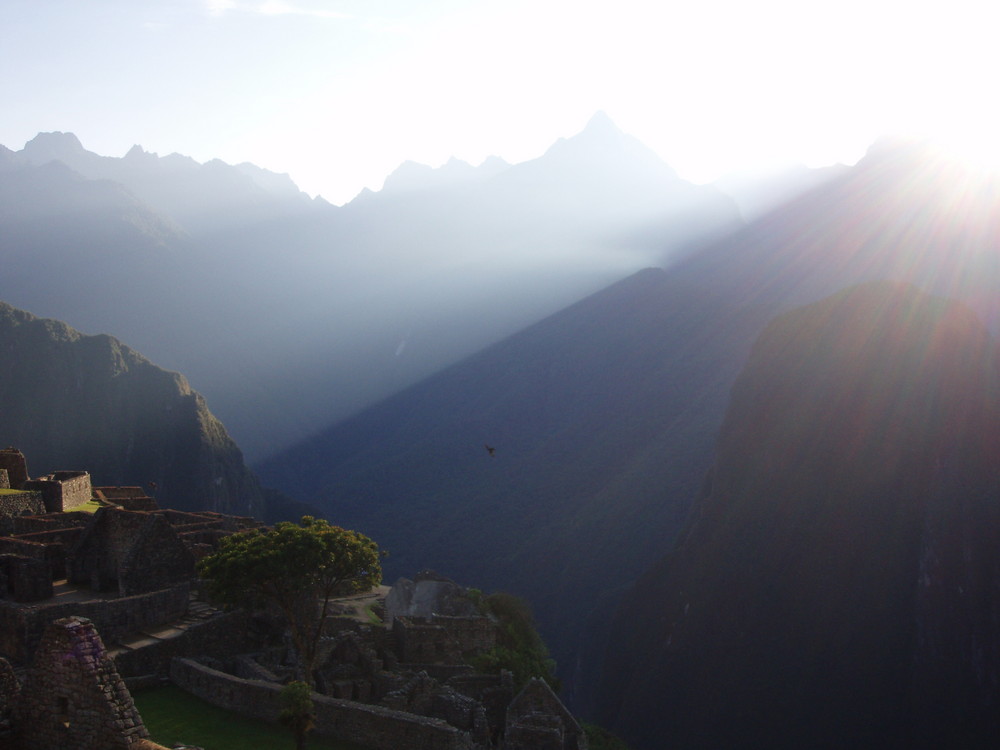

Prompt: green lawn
[
  {"left": 133, "top": 685, "right": 370, "bottom": 750},
  {"left": 72, "top": 498, "right": 103, "bottom": 513}
]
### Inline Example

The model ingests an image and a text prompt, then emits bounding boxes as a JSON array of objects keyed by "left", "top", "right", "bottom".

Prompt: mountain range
[
  {"left": 598, "top": 281, "right": 1000, "bottom": 748},
  {"left": 256, "top": 137, "right": 1000, "bottom": 716},
  {"left": 0, "top": 114, "right": 742, "bottom": 460},
  {"left": 4, "top": 114, "right": 999, "bottom": 748},
  {"left": 0, "top": 301, "right": 265, "bottom": 516}
]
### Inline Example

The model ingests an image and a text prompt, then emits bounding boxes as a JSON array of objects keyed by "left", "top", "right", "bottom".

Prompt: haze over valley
[
  {"left": 5, "top": 2, "right": 1000, "bottom": 747},
  {"left": 1, "top": 115, "right": 742, "bottom": 460}
]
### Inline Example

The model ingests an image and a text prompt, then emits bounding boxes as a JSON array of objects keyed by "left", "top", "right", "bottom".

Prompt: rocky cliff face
[
  {"left": 598, "top": 282, "right": 1000, "bottom": 749},
  {"left": 0, "top": 302, "right": 264, "bottom": 516}
]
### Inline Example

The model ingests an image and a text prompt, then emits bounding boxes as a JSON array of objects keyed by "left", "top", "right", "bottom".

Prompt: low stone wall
[
  {"left": 0, "top": 537, "right": 64, "bottom": 584},
  {"left": 170, "top": 658, "right": 475, "bottom": 750},
  {"left": 0, "top": 555, "right": 52, "bottom": 602},
  {"left": 22, "top": 472, "right": 91, "bottom": 513},
  {"left": 1, "top": 512, "right": 90, "bottom": 535},
  {"left": 0, "top": 492, "right": 44, "bottom": 518},
  {"left": 113, "top": 609, "right": 259, "bottom": 678},
  {"left": 394, "top": 615, "right": 496, "bottom": 664},
  {"left": 0, "top": 583, "right": 189, "bottom": 664}
]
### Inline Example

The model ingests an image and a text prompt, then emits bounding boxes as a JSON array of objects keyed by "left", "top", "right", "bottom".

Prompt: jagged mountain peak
[
  {"left": 378, "top": 154, "right": 511, "bottom": 195},
  {"left": 21, "top": 131, "right": 87, "bottom": 164},
  {"left": 124, "top": 143, "right": 156, "bottom": 161},
  {"left": 0, "top": 300, "right": 266, "bottom": 517},
  {"left": 531, "top": 112, "right": 680, "bottom": 185}
]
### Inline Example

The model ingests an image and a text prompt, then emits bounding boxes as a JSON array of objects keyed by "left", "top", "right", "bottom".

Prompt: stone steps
[{"left": 107, "top": 596, "right": 221, "bottom": 660}]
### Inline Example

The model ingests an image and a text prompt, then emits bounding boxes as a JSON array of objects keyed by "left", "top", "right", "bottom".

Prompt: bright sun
[{"left": 931, "top": 123, "right": 1000, "bottom": 175}]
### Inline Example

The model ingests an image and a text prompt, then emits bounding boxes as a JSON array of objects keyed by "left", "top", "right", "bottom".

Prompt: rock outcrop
[
  {"left": 599, "top": 282, "right": 1000, "bottom": 749},
  {"left": 0, "top": 302, "right": 265, "bottom": 516}
]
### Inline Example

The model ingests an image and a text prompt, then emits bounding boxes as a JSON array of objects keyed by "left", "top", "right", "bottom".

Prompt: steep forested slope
[
  {"left": 257, "top": 140, "right": 1000, "bottom": 714},
  {"left": 258, "top": 267, "right": 776, "bottom": 706},
  {"left": 0, "top": 302, "right": 265, "bottom": 516},
  {"left": 599, "top": 282, "right": 1000, "bottom": 749}
]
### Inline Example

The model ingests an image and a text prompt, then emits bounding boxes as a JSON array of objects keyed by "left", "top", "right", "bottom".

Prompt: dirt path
[{"left": 328, "top": 584, "right": 391, "bottom": 623}]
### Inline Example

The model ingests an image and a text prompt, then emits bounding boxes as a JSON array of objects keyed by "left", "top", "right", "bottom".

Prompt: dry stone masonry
[
  {"left": 0, "top": 450, "right": 589, "bottom": 749},
  {"left": 16, "top": 616, "right": 150, "bottom": 749}
]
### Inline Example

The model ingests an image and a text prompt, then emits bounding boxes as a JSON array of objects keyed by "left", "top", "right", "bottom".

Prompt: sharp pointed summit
[
  {"left": 21, "top": 131, "right": 87, "bottom": 166},
  {"left": 580, "top": 109, "right": 624, "bottom": 138}
]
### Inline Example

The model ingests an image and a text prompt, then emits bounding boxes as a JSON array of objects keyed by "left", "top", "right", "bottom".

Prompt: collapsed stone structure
[
  {"left": 182, "top": 569, "right": 587, "bottom": 749},
  {"left": 0, "top": 451, "right": 587, "bottom": 749},
  {"left": 14, "top": 616, "right": 151, "bottom": 749}
]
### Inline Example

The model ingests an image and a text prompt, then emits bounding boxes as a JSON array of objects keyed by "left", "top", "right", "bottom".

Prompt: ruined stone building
[
  {"left": 12, "top": 616, "right": 153, "bottom": 749},
  {"left": 0, "top": 451, "right": 588, "bottom": 749}
]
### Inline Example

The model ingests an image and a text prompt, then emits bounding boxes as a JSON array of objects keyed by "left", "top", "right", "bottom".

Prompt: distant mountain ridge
[
  {"left": 598, "top": 282, "right": 1000, "bottom": 748},
  {"left": 14, "top": 130, "right": 321, "bottom": 232},
  {"left": 0, "top": 301, "right": 265, "bottom": 517},
  {"left": 254, "top": 136, "right": 1000, "bottom": 715},
  {"left": 0, "top": 115, "right": 742, "bottom": 459}
]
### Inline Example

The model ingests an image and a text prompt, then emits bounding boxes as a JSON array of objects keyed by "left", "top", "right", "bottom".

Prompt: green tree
[
  {"left": 197, "top": 516, "right": 381, "bottom": 684},
  {"left": 471, "top": 591, "right": 560, "bottom": 691},
  {"left": 279, "top": 681, "right": 316, "bottom": 750}
]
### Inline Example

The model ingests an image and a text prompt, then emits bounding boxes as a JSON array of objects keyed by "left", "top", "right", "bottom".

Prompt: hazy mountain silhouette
[
  {"left": 598, "top": 282, "right": 1000, "bottom": 749},
  {"left": 255, "top": 137, "right": 1000, "bottom": 712},
  {"left": 17, "top": 131, "right": 319, "bottom": 232},
  {"left": 712, "top": 161, "right": 848, "bottom": 219},
  {"left": 0, "top": 116, "right": 740, "bottom": 459},
  {"left": 0, "top": 301, "right": 266, "bottom": 516}
]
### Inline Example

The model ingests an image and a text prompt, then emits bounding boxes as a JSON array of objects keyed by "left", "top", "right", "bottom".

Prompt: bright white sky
[{"left": 3, "top": 0, "right": 998, "bottom": 204}]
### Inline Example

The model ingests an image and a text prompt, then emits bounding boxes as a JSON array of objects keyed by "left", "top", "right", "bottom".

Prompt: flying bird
[{"left": 485, "top": 444, "right": 496, "bottom": 457}]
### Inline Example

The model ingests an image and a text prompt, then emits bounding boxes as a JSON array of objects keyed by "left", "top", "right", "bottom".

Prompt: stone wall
[
  {"left": 170, "top": 658, "right": 476, "bottom": 750},
  {"left": 112, "top": 609, "right": 259, "bottom": 679},
  {"left": 0, "top": 452, "right": 27, "bottom": 491},
  {"left": 394, "top": 615, "right": 496, "bottom": 665},
  {"left": 93, "top": 488, "right": 158, "bottom": 512},
  {"left": 0, "top": 471, "right": 8, "bottom": 490},
  {"left": 504, "top": 678, "right": 587, "bottom": 750},
  {"left": 0, "top": 493, "right": 43, "bottom": 519},
  {"left": 118, "top": 517, "right": 195, "bottom": 597},
  {"left": 0, "top": 527, "right": 86, "bottom": 583},
  {"left": 15, "top": 616, "right": 149, "bottom": 749},
  {"left": 0, "top": 556, "right": 52, "bottom": 602},
  {"left": 0, "top": 536, "right": 64, "bottom": 586},
  {"left": 22, "top": 472, "right": 91, "bottom": 513},
  {"left": 0, "top": 583, "right": 189, "bottom": 664},
  {"left": 0, "top": 512, "right": 91, "bottom": 535},
  {"left": 68, "top": 509, "right": 195, "bottom": 596}
]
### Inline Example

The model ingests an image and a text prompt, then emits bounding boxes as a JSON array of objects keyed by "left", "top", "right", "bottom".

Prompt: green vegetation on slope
[
  {"left": 471, "top": 591, "right": 560, "bottom": 692},
  {"left": 134, "top": 685, "right": 368, "bottom": 750}
]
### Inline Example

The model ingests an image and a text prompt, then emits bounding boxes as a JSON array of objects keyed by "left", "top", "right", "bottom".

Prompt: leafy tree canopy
[
  {"left": 471, "top": 591, "right": 560, "bottom": 692},
  {"left": 279, "top": 680, "right": 316, "bottom": 750},
  {"left": 197, "top": 516, "right": 381, "bottom": 682}
]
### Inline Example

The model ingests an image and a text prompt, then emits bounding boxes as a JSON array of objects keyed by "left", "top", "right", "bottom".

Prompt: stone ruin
[
  {"left": 505, "top": 678, "right": 587, "bottom": 750},
  {"left": 191, "top": 570, "right": 587, "bottom": 749},
  {"left": 0, "top": 451, "right": 28, "bottom": 492},
  {"left": 0, "top": 616, "right": 172, "bottom": 749},
  {"left": 23, "top": 471, "right": 93, "bottom": 513},
  {"left": 0, "top": 450, "right": 588, "bottom": 749}
]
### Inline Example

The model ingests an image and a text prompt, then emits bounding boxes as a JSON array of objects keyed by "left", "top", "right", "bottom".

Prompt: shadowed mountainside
[
  {"left": 256, "top": 139, "right": 1000, "bottom": 714},
  {"left": 0, "top": 301, "right": 265, "bottom": 516},
  {"left": 0, "top": 115, "right": 741, "bottom": 460},
  {"left": 598, "top": 282, "right": 1000, "bottom": 749},
  {"left": 256, "top": 266, "right": 776, "bottom": 707}
]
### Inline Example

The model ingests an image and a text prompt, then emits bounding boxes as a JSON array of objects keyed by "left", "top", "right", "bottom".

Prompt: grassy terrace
[
  {"left": 134, "top": 685, "right": 370, "bottom": 750},
  {"left": 72, "top": 498, "right": 103, "bottom": 513}
]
